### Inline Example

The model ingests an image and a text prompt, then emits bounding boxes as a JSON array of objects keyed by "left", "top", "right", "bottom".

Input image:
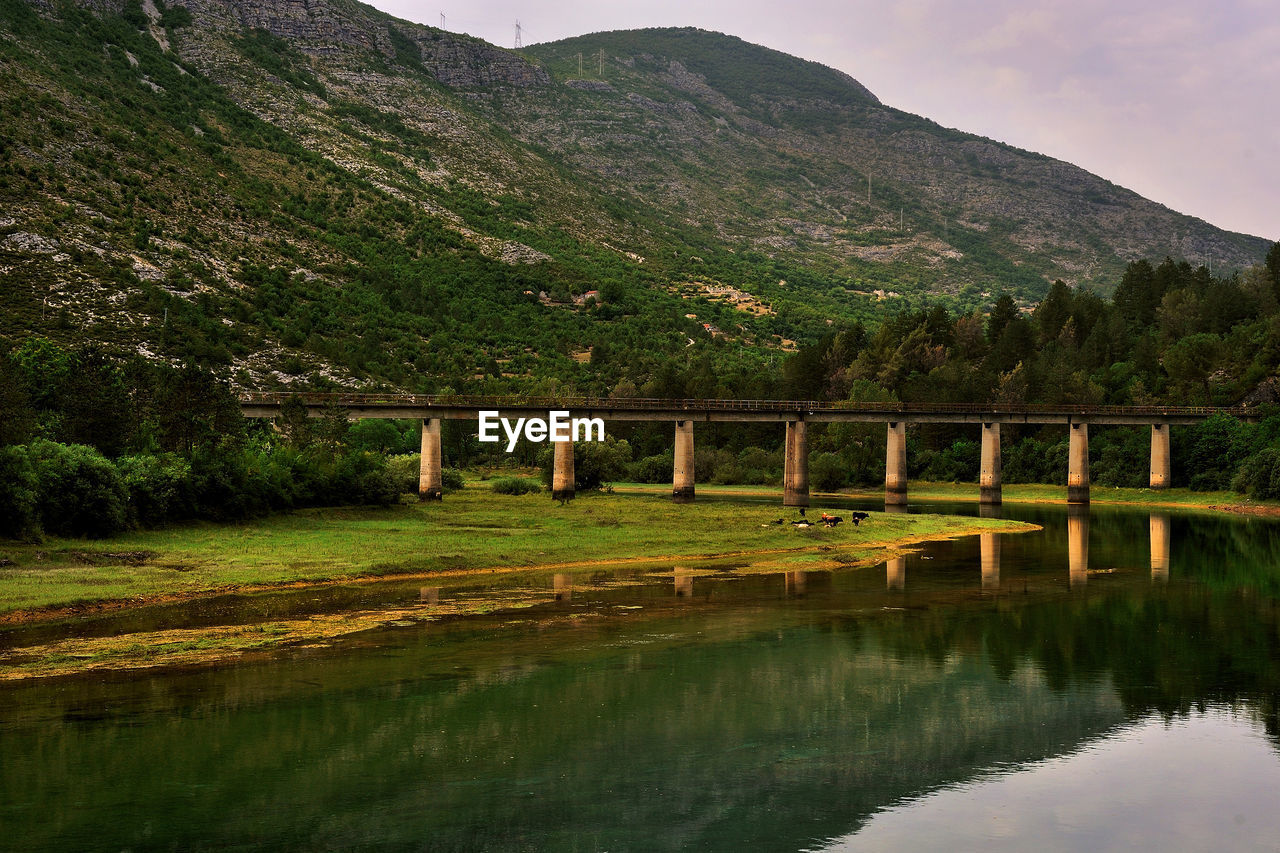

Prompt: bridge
[{"left": 240, "top": 393, "right": 1253, "bottom": 506}]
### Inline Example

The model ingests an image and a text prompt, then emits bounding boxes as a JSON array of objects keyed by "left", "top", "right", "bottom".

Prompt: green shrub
[
  {"left": 441, "top": 467, "right": 465, "bottom": 491},
  {"left": 386, "top": 453, "right": 420, "bottom": 493},
  {"left": 28, "top": 440, "right": 129, "bottom": 537},
  {"left": 490, "top": 477, "right": 541, "bottom": 495},
  {"left": 0, "top": 445, "right": 40, "bottom": 539},
  {"left": 735, "top": 447, "right": 779, "bottom": 485},
  {"left": 332, "top": 451, "right": 398, "bottom": 506},
  {"left": 628, "top": 453, "right": 673, "bottom": 484},
  {"left": 117, "top": 452, "right": 193, "bottom": 526},
  {"left": 809, "top": 451, "right": 849, "bottom": 491}
]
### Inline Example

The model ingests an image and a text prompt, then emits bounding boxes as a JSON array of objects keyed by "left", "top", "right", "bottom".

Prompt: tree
[
  {"left": 1163, "top": 333, "right": 1220, "bottom": 401},
  {"left": 1113, "top": 259, "right": 1158, "bottom": 328},
  {"left": 1267, "top": 241, "right": 1280, "bottom": 303},
  {"left": 0, "top": 356, "right": 34, "bottom": 446},
  {"left": 1035, "top": 280, "right": 1073, "bottom": 342},
  {"left": 986, "top": 294, "right": 1019, "bottom": 344}
]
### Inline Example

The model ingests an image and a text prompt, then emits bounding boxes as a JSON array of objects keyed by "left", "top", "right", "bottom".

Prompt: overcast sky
[{"left": 370, "top": 0, "right": 1278, "bottom": 242}]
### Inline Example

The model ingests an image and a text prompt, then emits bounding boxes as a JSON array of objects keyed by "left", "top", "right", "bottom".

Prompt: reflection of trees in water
[
  {"left": 5, "top": 506, "right": 1280, "bottom": 847},
  {"left": 1, "top": 607, "right": 1128, "bottom": 852},
  {"left": 867, "top": 583, "right": 1280, "bottom": 748}
]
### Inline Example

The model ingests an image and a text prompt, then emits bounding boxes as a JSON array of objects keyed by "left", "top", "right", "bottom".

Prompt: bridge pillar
[
  {"left": 1150, "top": 423, "right": 1171, "bottom": 489},
  {"left": 552, "top": 439, "right": 575, "bottom": 502},
  {"left": 783, "top": 420, "right": 810, "bottom": 507},
  {"left": 1067, "top": 422, "right": 1089, "bottom": 504},
  {"left": 418, "top": 418, "right": 443, "bottom": 501},
  {"left": 885, "top": 421, "right": 907, "bottom": 506},
  {"left": 980, "top": 422, "right": 1002, "bottom": 504},
  {"left": 672, "top": 420, "right": 695, "bottom": 503}
]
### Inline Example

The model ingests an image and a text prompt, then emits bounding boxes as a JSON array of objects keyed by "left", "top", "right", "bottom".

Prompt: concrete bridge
[{"left": 240, "top": 393, "right": 1252, "bottom": 506}]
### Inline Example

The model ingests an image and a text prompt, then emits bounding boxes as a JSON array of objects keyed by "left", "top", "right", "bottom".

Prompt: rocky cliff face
[{"left": 69, "top": 0, "right": 549, "bottom": 87}]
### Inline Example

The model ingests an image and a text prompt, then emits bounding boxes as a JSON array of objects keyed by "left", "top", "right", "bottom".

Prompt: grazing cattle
[{"left": 848, "top": 511, "right": 870, "bottom": 526}]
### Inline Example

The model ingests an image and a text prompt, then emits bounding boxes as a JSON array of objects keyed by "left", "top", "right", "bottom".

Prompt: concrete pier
[
  {"left": 552, "top": 439, "right": 575, "bottom": 502},
  {"left": 885, "top": 421, "right": 908, "bottom": 506},
  {"left": 1067, "top": 423, "right": 1090, "bottom": 504},
  {"left": 1150, "top": 512, "right": 1171, "bottom": 582},
  {"left": 980, "top": 533, "right": 1000, "bottom": 590},
  {"left": 980, "top": 422, "right": 1002, "bottom": 504},
  {"left": 418, "top": 418, "right": 443, "bottom": 500},
  {"left": 783, "top": 420, "right": 810, "bottom": 507},
  {"left": 886, "top": 555, "right": 906, "bottom": 591},
  {"left": 1150, "top": 424, "right": 1171, "bottom": 489},
  {"left": 1068, "top": 504, "right": 1089, "bottom": 586},
  {"left": 672, "top": 419, "right": 695, "bottom": 503}
]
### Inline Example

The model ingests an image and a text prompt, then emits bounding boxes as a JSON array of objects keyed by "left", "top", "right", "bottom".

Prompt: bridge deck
[{"left": 239, "top": 393, "right": 1250, "bottom": 426}]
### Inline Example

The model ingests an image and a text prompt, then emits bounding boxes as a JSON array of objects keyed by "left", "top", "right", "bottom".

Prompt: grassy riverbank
[
  {"left": 0, "top": 491, "right": 1034, "bottom": 621},
  {"left": 611, "top": 481, "right": 1271, "bottom": 510}
]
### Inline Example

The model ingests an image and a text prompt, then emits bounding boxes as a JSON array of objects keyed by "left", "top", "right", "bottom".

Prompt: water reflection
[
  {"left": 553, "top": 572, "right": 573, "bottom": 601},
  {"left": 886, "top": 555, "right": 906, "bottom": 590},
  {"left": 419, "top": 586, "right": 440, "bottom": 605},
  {"left": 830, "top": 710, "right": 1280, "bottom": 852},
  {"left": 884, "top": 503, "right": 909, "bottom": 514},
  {"left": 1151, "top": 512, "right": 1171, "bottom": 583},
  {"left": 4, "top": 500, "right": 1280, "bottom": 852},
  {"left": 980, "top": 533, "right": 1000, "bottom": 591},
  {"left": 1068, "top": 504, "right": 1089, "bottom": 587}
]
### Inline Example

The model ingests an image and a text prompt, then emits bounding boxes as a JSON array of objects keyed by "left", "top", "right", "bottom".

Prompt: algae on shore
[
  {"left": 0, "top": 492, "right": 1037, "bottom": 680},
  {"left": 0, "top": 492, "right": 1033, "bottom": 620}
]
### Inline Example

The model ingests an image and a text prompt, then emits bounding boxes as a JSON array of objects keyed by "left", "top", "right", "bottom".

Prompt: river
[{"left": 2, "top": 499, "right": 1280, "bottom": 851}]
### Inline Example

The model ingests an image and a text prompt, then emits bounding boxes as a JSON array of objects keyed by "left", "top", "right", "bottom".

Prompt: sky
[{"left": 369, "top": 0, "right": 1278, "bottom": 242}]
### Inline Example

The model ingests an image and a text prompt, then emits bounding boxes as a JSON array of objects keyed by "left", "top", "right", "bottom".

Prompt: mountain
[{"left": 0, "top": 0, "right": 1270, "bottom": 394}]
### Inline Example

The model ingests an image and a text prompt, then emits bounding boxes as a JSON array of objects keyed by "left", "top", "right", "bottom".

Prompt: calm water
[{"left": 3, "top": 500, "right": 1280, "bottom": 851}]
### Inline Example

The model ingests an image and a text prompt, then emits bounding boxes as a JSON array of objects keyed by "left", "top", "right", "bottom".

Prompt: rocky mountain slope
[{"left": 0, "top": 0, "right": 1270, "bottom": 393}]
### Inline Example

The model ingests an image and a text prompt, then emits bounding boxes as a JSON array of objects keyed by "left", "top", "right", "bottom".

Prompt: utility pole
[
  {"left": 514, "top": 20, "right": 522, "bottom": 48},
  {"left": 439, "top": 11, "right": 445, "bottom": 29},
  {"left": 597, "top": 48, "right": 604, "bottom": 76},
  {"left": 577, "top": 52, "right": 583, "bottom": 75},
  {"left": 866, "top": 173, "right": 871, "bottom": 205}
]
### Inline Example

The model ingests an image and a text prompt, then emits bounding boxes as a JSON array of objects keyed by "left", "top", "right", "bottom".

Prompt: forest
[{"left": 3, "top": 244, "right": 1280, "bottom": 540}]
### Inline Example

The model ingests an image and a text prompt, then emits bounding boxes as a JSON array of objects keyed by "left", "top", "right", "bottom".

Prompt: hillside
[{"left": 0, "top": 0, "right": 1270, "bottom": 395}]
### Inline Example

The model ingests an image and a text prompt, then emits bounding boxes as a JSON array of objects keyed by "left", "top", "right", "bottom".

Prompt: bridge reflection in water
[
  {"left": 877, "top": 507, "right": 1173, "bottom": 591},
  {"left": 8, "top": 504, "right": 1278, "bottom": 852},
  {"left": 240, "top": 394, "right": 1245, "bottom": 508}
]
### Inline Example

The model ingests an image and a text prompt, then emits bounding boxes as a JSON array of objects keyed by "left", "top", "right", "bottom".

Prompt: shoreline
[
  {"left": 0, "top": 523, "right": 1031, "bottom": 627},
  {"left": 0, "top": 514, "right": 1036, "bottom": 681},
  {"left": 610, "top": 481, "right": 1280, "bottom": 514}
]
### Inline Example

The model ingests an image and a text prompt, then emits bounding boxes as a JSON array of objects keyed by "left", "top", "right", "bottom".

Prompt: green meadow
[{"left": 0, "top": 490, "right": 1032, "bottom": 617}]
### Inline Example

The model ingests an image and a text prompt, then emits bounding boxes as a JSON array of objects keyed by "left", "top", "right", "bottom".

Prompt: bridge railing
[{"left": 238, "top": 392, "right": 1250, "bottom": 419}]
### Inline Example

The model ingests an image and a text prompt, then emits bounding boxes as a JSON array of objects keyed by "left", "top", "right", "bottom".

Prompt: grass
[
  {"left": 610, "top": 480, "right": 1267, "bottom": 510},
  {"left": 0, "top": 491, "right": 1033, "bottom": 618}
]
